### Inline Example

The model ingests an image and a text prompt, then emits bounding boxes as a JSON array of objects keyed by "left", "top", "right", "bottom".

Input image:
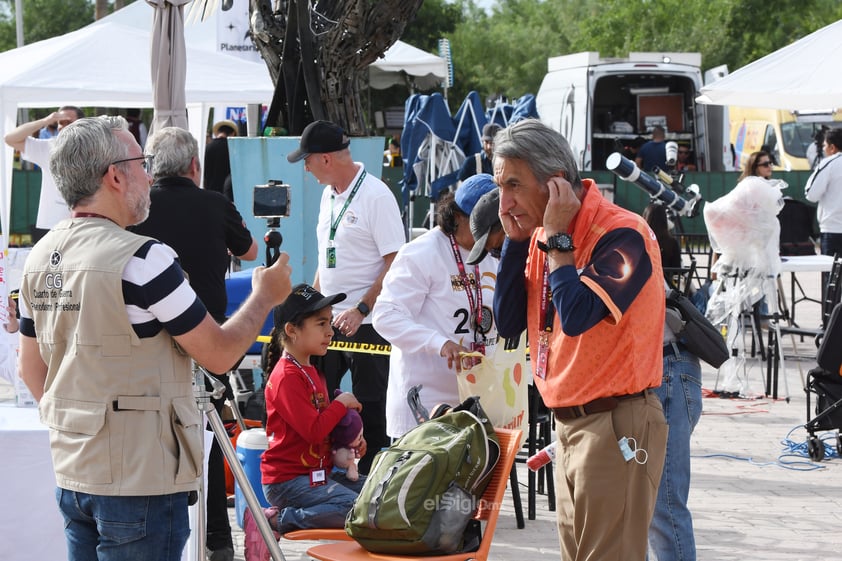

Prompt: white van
[{"left": 536, "top": 52, "right": 711, "bottom": 171}]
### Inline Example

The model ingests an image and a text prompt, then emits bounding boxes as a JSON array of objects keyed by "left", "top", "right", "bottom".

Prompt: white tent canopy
[
  {"left": 697, "top": 19, "right": 842, "bottom": 110},
  {"left": 0, "top": 1, "right": 274, "bottom": 247},
  {"left": 0, "top": 23, "right": 272, "bottom": 108},
  {"left": 0, "top": 0, "right": 446, "bottom": 241},
  {"left": 369, "top": 41, "right": 447, "bottom": 91}
]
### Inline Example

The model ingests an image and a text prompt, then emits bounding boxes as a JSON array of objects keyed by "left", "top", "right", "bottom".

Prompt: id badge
[
  {"left": 326, "top": 247, "right": 336, "bottom": 269},
  {"left": 310, "top": 468, "right": 327, "bottom": 487},
  {"left": 535, "top": 333, "right": 549, "bottom": 380}
]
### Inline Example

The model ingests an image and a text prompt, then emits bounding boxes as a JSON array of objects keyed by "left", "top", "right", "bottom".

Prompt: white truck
[{"left": 536, "top": 52, "right": 717, "bottom": 172}]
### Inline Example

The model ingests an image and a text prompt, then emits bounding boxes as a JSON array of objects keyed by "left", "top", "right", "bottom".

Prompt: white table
[
  {"left": 779, "top": 254, "right": 834, "bottom": 273},
  {"left": 779, "top": 254, "right": 834, "bottom": 326},
  {"left": 0, "top": 402, "right": 208, "bottom": 561},
  {"left": 0, "top": 402, "right": 66, "bottom": 561}
]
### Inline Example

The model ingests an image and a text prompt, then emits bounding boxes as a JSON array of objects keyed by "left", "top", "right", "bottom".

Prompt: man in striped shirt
[{"left": 18, "top": 115, "right": 292, "bottom": 561}]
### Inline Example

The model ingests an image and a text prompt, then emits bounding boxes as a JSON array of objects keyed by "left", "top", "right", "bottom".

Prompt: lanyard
[
  {"left": 328, "top": 170, "right": 366, "bottom": 246},
  {"left": 540, "top": 258, "right": 555, "bottom": 333},
  {"left": 283, "top": 352, "right": 322, "bottom": 410},
  {"left": 283, "top": 352, "right": 328, "bottom": 471},
  {"left": 71, "top": 211, "right": 117, "bottom": 225},
  {"left": 448, "top": 233, "right": 483, "bottom": 337}
]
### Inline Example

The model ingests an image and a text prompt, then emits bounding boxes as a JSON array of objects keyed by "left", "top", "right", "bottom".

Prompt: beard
[{"left": 127, "top": 186, "right": 151, "bottom": 226}]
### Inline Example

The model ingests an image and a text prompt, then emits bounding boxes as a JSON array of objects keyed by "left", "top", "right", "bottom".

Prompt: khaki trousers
[{"left": 554, "top": 391, "right": 668, "bottom": 561}]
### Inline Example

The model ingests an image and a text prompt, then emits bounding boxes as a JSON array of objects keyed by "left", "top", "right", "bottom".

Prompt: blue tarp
[
  {"left": 453, "top": 91, "right": 487, "bottom": 162},
  {"left": 486, "top": 94, "right": 539, "bottom": 128},
  {"left": 401, "top": 93, "right": 455, "bottom": 199},
  {"left": 400, "top": 92, "right": 538, "bottom": 211}
]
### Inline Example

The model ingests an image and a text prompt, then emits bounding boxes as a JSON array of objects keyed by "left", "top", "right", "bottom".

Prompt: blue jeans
[
  {"left": 263, "top": 470, "right": 365, "bottom": 533},
  {"left": 56, "top": 488, "right": 190, "bottom": 561},
  {"left": 649, "top": 344, "right": 702, "bottom": 561}
]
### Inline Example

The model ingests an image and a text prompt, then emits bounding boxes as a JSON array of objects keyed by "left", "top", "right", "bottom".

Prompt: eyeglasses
[
  {"left": 757, "top": 161, "right": 773, "bottom": 168},
  {"left": 678, "top": 150, "right": 689, "bottom": 154},
  {"left": 111, "top": 155, "right": 154, "bottom": 173}
]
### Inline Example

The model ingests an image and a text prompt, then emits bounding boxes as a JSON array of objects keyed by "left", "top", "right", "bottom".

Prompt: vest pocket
[
  {"left": 40, "top": 395, "right": 112, "bottom": 484},
  {"left": 171, "top": 397, "right": 203, "bottom": 484}
]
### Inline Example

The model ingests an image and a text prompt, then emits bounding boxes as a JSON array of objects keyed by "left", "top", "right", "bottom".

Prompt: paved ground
[{"left": 225, "top": 270, "right": 842, "bottom": 561}]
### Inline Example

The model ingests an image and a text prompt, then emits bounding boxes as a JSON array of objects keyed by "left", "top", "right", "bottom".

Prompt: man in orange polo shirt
[{"left": 492, "top": 119, "right": 667, "bottom": 561}]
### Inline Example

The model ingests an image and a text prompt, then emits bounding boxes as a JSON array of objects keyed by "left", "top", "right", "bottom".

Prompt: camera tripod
[{"left": 193, "top": 364, "right": 287, "bottom": 561}]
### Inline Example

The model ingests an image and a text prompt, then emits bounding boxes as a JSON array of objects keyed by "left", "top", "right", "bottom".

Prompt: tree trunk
[{"left": 95, "top": 0, "right": 108, "bottom": 20}]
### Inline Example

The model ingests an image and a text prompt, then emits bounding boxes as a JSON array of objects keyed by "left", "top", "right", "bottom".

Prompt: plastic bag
[{"left": 457, "top": 332, "right": 529, "bottom": 444}]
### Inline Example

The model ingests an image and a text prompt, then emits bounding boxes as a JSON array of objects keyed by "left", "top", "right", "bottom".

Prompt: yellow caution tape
[{"left": 255, "top": 335, "right": 392, "bottom": 355}]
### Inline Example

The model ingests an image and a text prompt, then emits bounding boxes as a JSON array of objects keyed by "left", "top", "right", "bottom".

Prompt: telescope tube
[{"left": 606, "top": 152, "right": 688, "bottom": 213}]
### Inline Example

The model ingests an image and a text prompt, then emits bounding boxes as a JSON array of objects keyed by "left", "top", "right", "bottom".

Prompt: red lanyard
[
  {"left": 448, "top": 233, "right": 483, "bottom": 333},
  {"left": 71, "top": 211, "right": 117, "bottom": 225},
  {"left": 540, "top": 258, "right": 555, "bottom": 333},
  {"left": 283, "top": 353, "right": 322, "bottom": 411}
]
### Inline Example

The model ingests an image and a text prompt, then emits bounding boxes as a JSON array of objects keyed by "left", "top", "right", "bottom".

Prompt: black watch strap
[
  {"left": 355, "top": 301, "right": 370, "bottom": 317},
  {"left": 539, "top": 233, "right": 575, "bottom": 253}
]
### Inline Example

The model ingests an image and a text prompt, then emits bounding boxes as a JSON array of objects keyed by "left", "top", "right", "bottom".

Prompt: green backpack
[{"left": 345, "top": 398, "right": 500, "bottom": 555}]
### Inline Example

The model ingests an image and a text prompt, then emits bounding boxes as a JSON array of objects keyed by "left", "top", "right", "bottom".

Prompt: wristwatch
[
  {"left": 538, "top": 232, "right": 575, "bottom": 253},
  {"left": 355, "top": 301, "right": 371, "bottom": 317}
]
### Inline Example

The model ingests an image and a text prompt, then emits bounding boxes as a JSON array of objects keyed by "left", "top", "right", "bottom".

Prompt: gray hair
[
  {"left": 49, "top": 115, "right": 130, "bottom": 208},
  {"left": 145, "top": 127, "right": 198, "bottom": 179},
  {"left": 492, "top": 119, "right": 582, "bottom": 190}
]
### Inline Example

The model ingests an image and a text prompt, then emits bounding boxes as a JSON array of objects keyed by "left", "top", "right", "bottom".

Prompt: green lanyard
[{"left": 326, "top": 170, "right": 366, "bottom": 268}]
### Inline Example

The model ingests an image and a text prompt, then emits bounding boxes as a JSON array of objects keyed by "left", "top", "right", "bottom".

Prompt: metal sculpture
[{"left": 249, "top": 0, "right": 424, "bottom": 135}]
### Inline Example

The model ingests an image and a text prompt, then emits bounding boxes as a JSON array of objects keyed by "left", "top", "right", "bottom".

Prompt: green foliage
[
  {"left": 444, "top": 0, "right": 842, "bottom": 102},
  {"left": 0, "top": 0, "right": 95, "bottom": 51},
  {"left": 448, "top": 0, "right": 568, "bottom": 101},
  {"left": 369, "top": 0, "right": 467, "bottom": 121},
  {"left": 402, "top": 0, "right": 465, "bottom": 53}
]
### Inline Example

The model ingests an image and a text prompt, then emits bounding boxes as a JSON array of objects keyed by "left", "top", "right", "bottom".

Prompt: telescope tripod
[
  {"left": 193, "top": 364, "right": 287, "bottom": 561},
  {"left": 710, "top": 274, "right": 791, "bottom": 401}
]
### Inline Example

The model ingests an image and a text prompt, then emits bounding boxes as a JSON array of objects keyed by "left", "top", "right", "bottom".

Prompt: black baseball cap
[
  {"left": 286, "top": 120, "right": 351, "bottom": 163},
  {"left": 467, "top": 187, "right": 501, "bottom": 265},
  {"left": 273, "top": 283, "right": 346, "bottom": 327}
]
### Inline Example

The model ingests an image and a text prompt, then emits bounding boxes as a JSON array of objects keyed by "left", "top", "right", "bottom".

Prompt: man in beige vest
[{"left": 17, "top": 116, "right": 292, "bottom": 561}]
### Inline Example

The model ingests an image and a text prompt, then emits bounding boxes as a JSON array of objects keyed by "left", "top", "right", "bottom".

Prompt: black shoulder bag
[{"left": 665, "top": 288, "right": 730, "bottom": 368}]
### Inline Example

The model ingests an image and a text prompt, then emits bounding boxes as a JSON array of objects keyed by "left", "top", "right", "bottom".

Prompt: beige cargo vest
[{"left": 21, "top": 218, "right": 202, "bottom": 496}]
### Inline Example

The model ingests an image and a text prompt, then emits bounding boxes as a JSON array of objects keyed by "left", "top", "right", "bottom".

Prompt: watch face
[
  {"left": 549, "top": 233, "right": 574, "bottom": 251},
  {"left": 356, "top": 302, "right": 370, "bottom": 316}
]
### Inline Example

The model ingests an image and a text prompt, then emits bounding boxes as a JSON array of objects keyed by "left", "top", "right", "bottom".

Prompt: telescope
[
  {"left": 665, "top": 141, "right": 679, "bottom": 167},
  {"left": 605, "top": 152, "right": 702, "bottom": 217}
]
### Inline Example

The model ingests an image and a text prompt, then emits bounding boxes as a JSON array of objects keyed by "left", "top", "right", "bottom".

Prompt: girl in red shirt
[{"left": 259, "top": 283, "right": 366, "bottom": 534}]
